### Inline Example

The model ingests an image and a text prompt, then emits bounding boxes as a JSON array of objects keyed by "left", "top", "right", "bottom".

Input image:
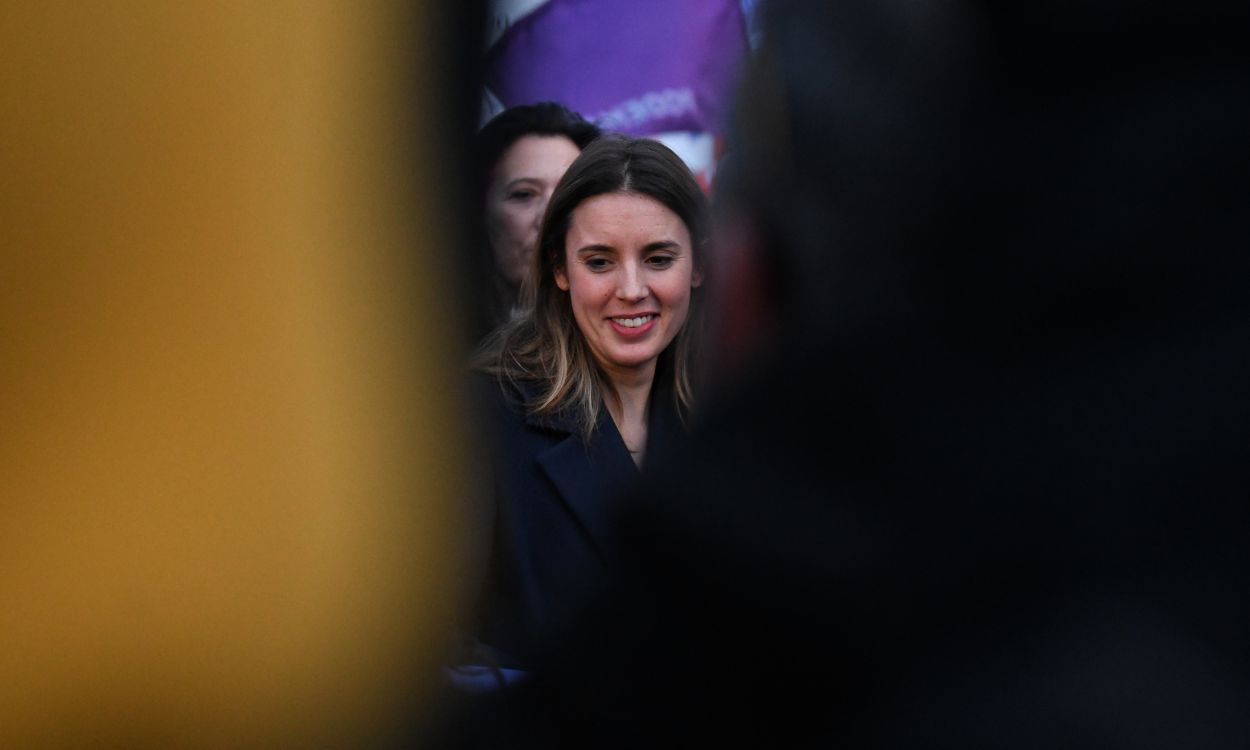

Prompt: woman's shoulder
[
  {"left": 469, "top": 370, "right": 581, "bottom": 439},
  {"left": 470, "top": 370, "right": 555, "bottom": 426},
  {"left": 469, "top": 371, "right": 526, "bottom": 415}
]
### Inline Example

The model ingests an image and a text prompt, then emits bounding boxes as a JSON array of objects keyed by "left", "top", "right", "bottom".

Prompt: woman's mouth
[{"left": 609, "top": 314, "right": 657, "bottom": 336}]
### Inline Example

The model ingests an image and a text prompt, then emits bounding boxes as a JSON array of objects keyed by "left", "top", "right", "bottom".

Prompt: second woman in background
[{"left": 474, "top": 102, "right": 601, "bottom": 340}]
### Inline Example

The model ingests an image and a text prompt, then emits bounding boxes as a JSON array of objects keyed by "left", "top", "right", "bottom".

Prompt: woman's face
[
  {"left": 485, "top": 134, "right": 582, "bottom": 289},
  {"left": 555, "top": 192, "right": 702, "bottom": 382}
]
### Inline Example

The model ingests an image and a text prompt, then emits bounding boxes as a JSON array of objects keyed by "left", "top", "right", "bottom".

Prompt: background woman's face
[
  {"left": 485, "top": 135, "right": 581, "bottom": 289},
  {"left": 555, "top": 191, "right": 702, "bottom": 382}
]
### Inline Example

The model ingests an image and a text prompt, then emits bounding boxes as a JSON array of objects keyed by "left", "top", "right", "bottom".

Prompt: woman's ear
[
  {"left": 691, "top": 268, "right": 704, "bottom": 288},
  {"left": 554, "top": 266, "right": 570, "bottom": 291}
]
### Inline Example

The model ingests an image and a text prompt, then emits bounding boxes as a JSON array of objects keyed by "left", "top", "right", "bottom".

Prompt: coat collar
[
  {"left": 535, "top": 420, "right": 635, "bottom": 561},
  {"left": 512, "top": 377, "right": 684, "bottom": 560}
]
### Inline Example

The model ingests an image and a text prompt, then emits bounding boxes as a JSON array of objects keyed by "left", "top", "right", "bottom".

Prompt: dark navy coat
[{"left": 470, "top": 374, "right": 685, "bottom": 669}]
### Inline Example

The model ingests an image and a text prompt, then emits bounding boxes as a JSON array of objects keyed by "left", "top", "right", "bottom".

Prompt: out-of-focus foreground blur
[{"left": 1, "top": 3, "right": 468, "bottom": 746}]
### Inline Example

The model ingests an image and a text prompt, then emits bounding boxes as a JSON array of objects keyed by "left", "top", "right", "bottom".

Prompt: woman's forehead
[
  {"left": 566, "top": 192, "right": 690, "bottom": 245},
  {"left": 494, "top": 134, "right": 580, "bottom": 184}
]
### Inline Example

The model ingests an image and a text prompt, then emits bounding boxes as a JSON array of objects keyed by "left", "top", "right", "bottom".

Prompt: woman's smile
[{"left": 608, "top": 313, "right": 658, "bottom": 336}]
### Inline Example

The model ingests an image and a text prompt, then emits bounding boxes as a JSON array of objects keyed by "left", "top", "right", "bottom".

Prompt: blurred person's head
[
  {"left": 665, "top": 1, "right": 1250, "bottom": 745},
  {"left": 477, "top": 103, "right": 601, "bottom": 300},
  {"left": 480, "top": 136, "right": 709, "bottom": 437},
  {"left": 718, "top": 1, "right": 1247, "bottom": 356},
  {"left": 712, "top": 1, "right": 979, "bottom": 355}
]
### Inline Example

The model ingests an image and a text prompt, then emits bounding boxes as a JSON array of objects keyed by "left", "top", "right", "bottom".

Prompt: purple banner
[{"left": 486, "top": 0, "right": 748, "bottom": 136}]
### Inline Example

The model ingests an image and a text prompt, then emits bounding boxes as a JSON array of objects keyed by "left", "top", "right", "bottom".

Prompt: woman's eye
[
  {"left": 585, "top": 258, "right": 611, "bottom": 271},
  {"left": 646, "top": 255, "right": 675, "bottom": 269},
  {"left": 508, "top": 190, "right": 536, "bottom": 201}
]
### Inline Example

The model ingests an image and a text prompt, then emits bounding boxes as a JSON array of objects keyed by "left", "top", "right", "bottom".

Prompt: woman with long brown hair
[{"left": 466, "top": 135, "right": 709, "bottom": 673}]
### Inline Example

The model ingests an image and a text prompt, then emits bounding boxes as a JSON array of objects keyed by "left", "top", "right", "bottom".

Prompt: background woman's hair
[
  {"left": 475, "top": 102, "right": 602, "bottom": 196},
  {"left": 477, "top": 136, "right": 710, "bottom": 440}
]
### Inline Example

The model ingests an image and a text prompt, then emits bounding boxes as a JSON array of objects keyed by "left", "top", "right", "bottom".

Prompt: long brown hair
[{"left": 476, "top": 136, "right": 710, "bottom": 440}]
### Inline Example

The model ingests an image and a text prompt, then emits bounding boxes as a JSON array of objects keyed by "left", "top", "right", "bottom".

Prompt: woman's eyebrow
[
  {"left": 642, "top": 240, "right": 680, "bottom": 253},
  {"left": 503, "top": 177, "right": 541, "bottom": 190},
  {"left": 574, "top": 240, "right": 681, "bottom": 255},
  {"left": 574, "top": 243, "right": 616, "bottom": 255}
]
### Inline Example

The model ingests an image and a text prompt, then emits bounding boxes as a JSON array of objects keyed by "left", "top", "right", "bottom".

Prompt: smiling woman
[
  {"left": 557, "top": 191, "right": 703, "bottom": 392},
  {"left": 464, "top": 136, "right": 710, "bottom": 672}
]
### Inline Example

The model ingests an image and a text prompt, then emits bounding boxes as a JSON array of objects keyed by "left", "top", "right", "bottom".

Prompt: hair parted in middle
[{"left": 477, "top": 135, "right": 711, "bottom": 439}]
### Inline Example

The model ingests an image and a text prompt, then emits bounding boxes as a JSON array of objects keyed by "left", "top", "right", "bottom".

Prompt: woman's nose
[
  {"left": 532, "top": 189, "right": 555, "bottom": 230},
  {"left": 615, "top": 264, "right": 648, "bottom": 301}
]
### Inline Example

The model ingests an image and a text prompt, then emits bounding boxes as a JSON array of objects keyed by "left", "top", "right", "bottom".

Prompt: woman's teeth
[{"left": 613, "top": 315, "right": 654, "bottom": 328}]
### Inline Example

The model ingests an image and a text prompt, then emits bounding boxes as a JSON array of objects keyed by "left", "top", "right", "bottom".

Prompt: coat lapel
[
  {"left": 643, "top": 383, "right": 684, "bottom": 472},
  {"left": 533, "top": 406, "right": 639, "bottom": 561},
  {"left": 521, "top": 376, "right": 686, "bottom": 561}
]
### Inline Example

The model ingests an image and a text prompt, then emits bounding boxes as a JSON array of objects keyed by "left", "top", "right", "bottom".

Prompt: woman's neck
[{"left": 604, "top": 361, "right": 656, "bottom": 468}]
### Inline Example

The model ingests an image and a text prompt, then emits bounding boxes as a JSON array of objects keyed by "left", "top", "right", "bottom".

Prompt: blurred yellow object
[{"left": 0, "top": 2, "right": 464, "bottom": 746}]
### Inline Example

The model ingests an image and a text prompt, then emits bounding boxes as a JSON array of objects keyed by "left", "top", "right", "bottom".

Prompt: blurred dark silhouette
[{"left": 432, "top": 1, "right": 1250, "bottom": 747}]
